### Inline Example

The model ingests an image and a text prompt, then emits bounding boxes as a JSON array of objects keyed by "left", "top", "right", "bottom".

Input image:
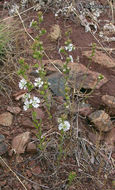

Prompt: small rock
[
  {"left": 0, "top": 112, "right": 13, "bottom": 126},
  {"left": 49, "top": 24, "right": 61, "bottom": 41},
  {"left": 11, "top": 132, "right": 30, "bottom": 154},
  {"left": 26, "top": 142, "right": 37, "bottom": 153},
  {"left": 79, "top": 102, "right": 92, "bottom": 116},
  {"left": 83, "top": 50, "right": 115, "bottom": 68},
  {"left": 0, "top": 142, "right": 8, "bottom": 156},
  {"left": 7, "top": 106, "right": 21, "bottom": 114},
  {"left": 26, "top": 169, "right": 32, "bottom": 178},
  {"left": 88, "top": 110, "right": 113, "bottom": 132},
  {"left": 22, "top": 118, "right": 34, "bottom": 129},
  {"left": 32, "top": 165, "right": 42, "bottom": 176},
  {"left": 102, "top": 95, "right": 115, "bottom": 108}
]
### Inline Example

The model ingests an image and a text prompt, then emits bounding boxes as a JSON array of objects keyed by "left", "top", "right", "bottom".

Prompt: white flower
[
  {"left": 58, "top": 121, "right": 70, "bottom": 132},
  {"left": 55, "top": 13, "right": 58, "bottom": 17},
  {"left": 65, "top": 105, "right": 69, "bottom": 109},
  {"left": 34, "top": 78, "right": 43, "bottom": 88},
  {"left": 9, "top": 4, "right": 19, "bottom": 15},
  {"left": 69, "top": 55, "right": 73, "bottom": 63},
  {"left": 23, "top": 100, "right": 30, "bottom": 111},
  {"left": 65, "top": 43, "right": 74, "bottom": 52},
  {"left": 19, "top": 78, "right": 27, "bottom": 90},
  {"left": 35, "top": 69, "right": 39, "bottom": 73},
  {"left": 31, "top": 96, "right": 40, "bottom": 108}
]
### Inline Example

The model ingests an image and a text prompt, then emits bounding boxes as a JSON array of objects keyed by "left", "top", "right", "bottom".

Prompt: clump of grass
[
  {"left": 0, "top": 17, "right": 25, "bottom": 96},
  {"left": 0, "top": 18, "right": 17, "bottom": 61}
]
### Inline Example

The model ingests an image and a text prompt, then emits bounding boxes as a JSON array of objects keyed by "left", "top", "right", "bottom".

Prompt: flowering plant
[
  {"left": 19, "top": 77, "right": 43, "bottom": 111},
  {"left": 58, "top": 118, "right": 70, "bottom": 132}
]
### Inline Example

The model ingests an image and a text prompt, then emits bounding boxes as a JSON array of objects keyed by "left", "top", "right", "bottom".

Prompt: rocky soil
[{"left": 0, "top": 0, "right": 115, "bottom": 190}]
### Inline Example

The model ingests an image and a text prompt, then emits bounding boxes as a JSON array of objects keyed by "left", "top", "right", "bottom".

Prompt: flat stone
[
  {"left": 0, "top": 142, "right": 8, "bottom": 156},
  {"left": 0, "top": 112, "right": 13, "bottom": 126},
  {"left": 88, "top": 110, "right": 113, "bottom": 132},
  {"left": 83, "top": 50, "right": 115, "bottom": 68},
  {"left": 7, "top": 106, "right": 21, "bottom": 114},
  {"left": 12, "top": 132, "right": 30, "bottom": 154},
  {"left": 68, "top": 61, "right": 107, "bottom": 89},
  {"left": 102, "top": 95, "right": 115, "bottom": 108},
  {"left": 49, "top": 24, "right": 61, "bottom": 41}
]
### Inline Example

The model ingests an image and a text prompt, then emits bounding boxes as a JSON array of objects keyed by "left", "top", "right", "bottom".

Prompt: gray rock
[
  {"left": 47, "top": 72, "right": 66, "bottom": 98},
  {"left": 0, "top": 133, "right": 8, "bottom": 156}
]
